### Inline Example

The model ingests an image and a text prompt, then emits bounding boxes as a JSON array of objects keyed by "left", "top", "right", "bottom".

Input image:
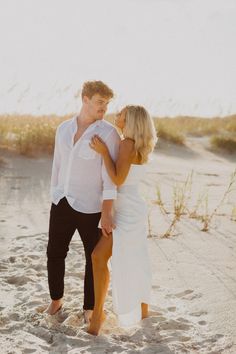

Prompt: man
[{"left": 46, "top": 81, "right": 120, "bottom": 323}]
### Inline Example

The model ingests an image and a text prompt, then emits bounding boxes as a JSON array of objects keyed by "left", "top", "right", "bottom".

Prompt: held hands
[
  {"left": 101, "top": 212, "right": 116, "bottom": 238},
  {"left": 90, "top": 135, "right": 108, "bottom": 155}
]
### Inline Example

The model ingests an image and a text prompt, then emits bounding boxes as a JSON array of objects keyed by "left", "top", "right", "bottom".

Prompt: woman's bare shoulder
[
  {"left": 120, "top": 137, "right": 135, "bottom": 149},
  {"left": 119, "top": 138, "right": 136, "bottom": 158}
]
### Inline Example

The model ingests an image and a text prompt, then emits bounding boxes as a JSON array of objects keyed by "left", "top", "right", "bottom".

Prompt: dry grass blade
[
  {"left": 155, "top": 185, "right": 168, "bottom": 215},
  {"left": 173, "top": 171, "right": 193, "bottom": 220},
  {"left": 187, "top": 190, "right": 208, "bottom": 219},
  {"left": 231, "top": 206, "right": 236, "bottom": 222},
  {"left": 200, "top": 169, "right": 236, "bottom": 231}
]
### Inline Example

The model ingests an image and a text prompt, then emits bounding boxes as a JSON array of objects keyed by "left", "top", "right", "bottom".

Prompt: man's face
[{"left": 84, "top": 94, "right": 111, "bottom": 120}]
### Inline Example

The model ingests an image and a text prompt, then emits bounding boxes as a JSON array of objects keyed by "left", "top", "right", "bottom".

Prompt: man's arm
[
  {"left": 100, "top": 128, "right": 120, "bottom": 237},
  {"left": 50, "top": 127, "right": 61, "bottom": 200}
]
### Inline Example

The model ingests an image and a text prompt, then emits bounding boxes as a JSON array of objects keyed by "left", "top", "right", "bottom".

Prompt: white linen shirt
[{"left": 50, "top": 116, "right": 120, "bottom": 213}]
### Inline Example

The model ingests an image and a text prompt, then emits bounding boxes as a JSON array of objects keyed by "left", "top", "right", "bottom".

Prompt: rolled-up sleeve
[
  {"left": 50, "top": 127, "right": 61, "bottom": 199},
  {"left": 102, "top": 128, "right": 121, "bottom": 200}
]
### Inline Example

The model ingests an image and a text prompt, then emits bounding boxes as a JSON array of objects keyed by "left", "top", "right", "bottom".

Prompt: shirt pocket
[{"left": 78, "top": 139, "right": 96, "bottom": 160}]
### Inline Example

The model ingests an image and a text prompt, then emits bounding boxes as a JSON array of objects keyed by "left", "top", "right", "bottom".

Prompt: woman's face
[{"left": 115, "top": 109, "right": 126, "bottom": 131}]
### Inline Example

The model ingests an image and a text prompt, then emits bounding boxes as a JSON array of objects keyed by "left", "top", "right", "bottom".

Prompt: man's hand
[{"left": 100, "top": 211, "right": 116, "bottom": 238}]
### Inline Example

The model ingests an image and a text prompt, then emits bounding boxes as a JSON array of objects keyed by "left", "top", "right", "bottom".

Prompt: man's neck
[{"left": 77, "top": 110, "right": 98, "bottom": 127}]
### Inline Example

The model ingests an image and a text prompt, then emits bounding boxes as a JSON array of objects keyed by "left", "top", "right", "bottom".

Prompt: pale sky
[{"left": 0, "top": 0, "right": 235, "bottom": 117}]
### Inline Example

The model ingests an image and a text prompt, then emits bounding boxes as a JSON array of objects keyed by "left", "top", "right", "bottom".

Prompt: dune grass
[
  {"left": 0, "top": 113, "right": 235, "bottom": 156},
  {"left": 0, "top": 114, "right": 69, "bottom": 155},
  {"left": 153, "top": 115, "right": 236, "bottom": 137},
  {"left": 210, "top": 135, "right": 236, "bottom": 153},
  {"left": 154, "top": 169, "right": 236, "bottom": 237}
]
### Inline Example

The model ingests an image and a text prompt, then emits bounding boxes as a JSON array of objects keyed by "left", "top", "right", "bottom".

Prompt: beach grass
[
  {"left": 210, "top": 135, "right": 236, "bottom": 153},
  {"left": 0, "top": 113, "right": 235, "bottom": 156},
  {"left": 0, "top": 114, "right": 69, "bottom": 155},
  {"left": 153, "top": 115, "right": 236, "bottom": 137}
]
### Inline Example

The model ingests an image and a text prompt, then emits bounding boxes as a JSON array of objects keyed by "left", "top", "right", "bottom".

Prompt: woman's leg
[
  {"left": 76, "top": 212, "right": 101, "bottom": 311},
  {"left": 87, "top": 233, "right": 113, "bottom": 335},
  {"left": 141, "top": 303, "right": 149, "bottom": 319}
]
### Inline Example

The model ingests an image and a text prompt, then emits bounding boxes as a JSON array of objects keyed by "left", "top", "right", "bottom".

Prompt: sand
[{"left": 0, "top": 137, "right": 236, "bottom": 354}]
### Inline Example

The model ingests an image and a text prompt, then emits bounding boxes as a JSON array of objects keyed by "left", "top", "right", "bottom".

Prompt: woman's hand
[{"left": 90, "top": 135, "right": 108, "bottom": 156}]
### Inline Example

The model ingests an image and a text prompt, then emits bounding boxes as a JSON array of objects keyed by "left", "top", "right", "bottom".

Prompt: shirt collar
[{"left": 72, "top": 116, "right": 102, "bottom": 129}]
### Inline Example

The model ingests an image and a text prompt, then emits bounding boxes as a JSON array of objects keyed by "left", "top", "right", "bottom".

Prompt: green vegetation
[{"left": 0, "top": 114, "right": 235, "bottom": 156}]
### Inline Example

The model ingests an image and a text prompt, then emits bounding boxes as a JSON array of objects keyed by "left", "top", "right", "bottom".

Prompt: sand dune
[{"left": 0, "top": 138, "right": 235, "bottom": 353}]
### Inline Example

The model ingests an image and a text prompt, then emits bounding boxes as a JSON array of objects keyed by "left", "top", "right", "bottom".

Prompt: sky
[{"left": 0, "top": 0, "right": 235, "bottom": 117}]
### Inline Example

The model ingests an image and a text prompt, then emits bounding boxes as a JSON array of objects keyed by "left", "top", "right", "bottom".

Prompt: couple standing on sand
[{"left": 46, "top": 80, "right": 157, "bottom": 335}]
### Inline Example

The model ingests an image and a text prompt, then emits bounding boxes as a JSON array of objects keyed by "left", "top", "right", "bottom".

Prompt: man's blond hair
[{"left": 82, "top": 81, "right": 114, "bottom": 99}]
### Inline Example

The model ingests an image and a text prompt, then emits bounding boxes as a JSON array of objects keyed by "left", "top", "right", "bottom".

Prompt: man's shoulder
[
  {"left": 57, "top": 116, "right": 74, "bottom": 132},
  {"left": 99, "top": 121, "right": 121, "bottom": 142},
  {"left": 100, "top": 119, "right": 119, "bottom": 136}
]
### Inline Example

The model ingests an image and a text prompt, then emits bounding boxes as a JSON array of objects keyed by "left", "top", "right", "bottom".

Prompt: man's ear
[{"left": 83, "top": 95, "right": 90, "bottom": 104}]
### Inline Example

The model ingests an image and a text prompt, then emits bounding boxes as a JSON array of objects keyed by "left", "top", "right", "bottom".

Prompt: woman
[{"left": 87, "top": 105, "right": 157, "bottom": 335}]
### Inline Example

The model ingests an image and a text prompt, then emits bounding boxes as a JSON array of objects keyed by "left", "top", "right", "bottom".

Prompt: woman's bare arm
[{"left": 90, "top": 136, "right": 135, "bottom": 186}]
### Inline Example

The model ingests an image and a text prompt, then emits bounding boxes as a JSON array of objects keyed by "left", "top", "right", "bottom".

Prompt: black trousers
[{"left": 47, "top": 197, "right": 101, "bottom": 310}]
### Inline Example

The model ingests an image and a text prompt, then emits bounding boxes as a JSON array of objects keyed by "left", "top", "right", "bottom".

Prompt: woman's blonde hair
[{"left": 122, "top": 105, "right": 157, "bottom": 163}]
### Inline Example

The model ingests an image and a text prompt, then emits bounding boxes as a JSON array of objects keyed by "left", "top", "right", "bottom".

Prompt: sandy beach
[{"left": 0, "top": 137, "right": 236, "bottom": 354}]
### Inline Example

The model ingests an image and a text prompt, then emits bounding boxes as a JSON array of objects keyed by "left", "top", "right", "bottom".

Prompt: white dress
[{"left": 111, "top": 164, "right": 152, "bottom": 327}]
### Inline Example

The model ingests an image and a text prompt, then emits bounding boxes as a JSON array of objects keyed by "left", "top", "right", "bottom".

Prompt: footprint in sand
[
  {"left": 35, "top": 304, "right": 48, "bottom": 313},
  {"left": 166, "top": 289, "right": 202, "bottom": 301},
  {"left": 27, "top": 254, "right": 41, "bottom": 260},
  {"left": 26, "top": 300, "right": 45, "bottom": 308},
  {"left": 8, "top": 312, "right": 21, "bottom": 321},
  {"left": 18, "top": 226, "right": 28, "bottom": 229},
  {"left": 190, "top": 310, "right": 208, "bottom": 317},
  {"left": 10, "top": 246, "right": 23, "bottom": 252},
  {"left": 176, "top": 317, "right": 190, "bottom": 323},
  {"left": 164, "top": 334, "right": 191, "bottom": 343},
  {"left": 166, "top": 289, "right": 193, "bottom": 299},
  {"left": 6, "top": 275, "right": 33, "bottom": 286},
  {"left": 63, "top": 313, "right": 83, "bottom": 327},
  {"left": 183, "top": 292, "right": 202, "bottom": 300},
  {"left": 157, "top": 319, "right": 191, "bottom": 331},
  {"left": 23, "top": 348, "right": 36, "bottom": 354},
  {"left": 198, "top": 320, "right": 207, "bottom": 326},
  {"left": 175, "top": 289, "right": 194, "bottom": 298},
  {"left": 167, "top": 306, "right": 176, "bottom": 312},
  {"left": 152, "top": 285, "right": 160, "bottom": 290},
  {"left": 0, "top": 263, "right": 8, "bottom": 270}
]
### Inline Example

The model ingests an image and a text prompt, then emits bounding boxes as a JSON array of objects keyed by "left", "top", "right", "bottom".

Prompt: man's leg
[
  {"left": 76, "top": 212, "right": 101, "bottom": 311},
  {"left": 47, "top": 198, "right": 76, "bottom": 313}
]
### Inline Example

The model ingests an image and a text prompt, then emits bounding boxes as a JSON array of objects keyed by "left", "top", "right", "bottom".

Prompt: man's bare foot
[
  {"left": 46, "top": 299, "right": 63, "bottom": 315},
  {"left": 87, "top": 311, "right": 106, "bottom": 336},
  {"left": 141, "top": 303, "right": 149, "bottom": 319},
  {"left": 83, "top": 309, "right": 93, "bottom": 324}
]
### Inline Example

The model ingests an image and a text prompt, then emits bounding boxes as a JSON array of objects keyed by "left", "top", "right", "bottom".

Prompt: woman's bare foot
[
  {"left": 141, "top": 303, "right": 149, "bottom": 319},
  {"left": 87, "top": 311, "right": 106, "bottom": 336},
  {"left": 46, "top": 299, "right": 63, "bottom": 315}
]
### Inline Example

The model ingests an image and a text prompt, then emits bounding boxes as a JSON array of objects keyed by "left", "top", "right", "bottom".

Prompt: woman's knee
[{"left": 91, "top": 248, "right": 109, "bottom": 267}]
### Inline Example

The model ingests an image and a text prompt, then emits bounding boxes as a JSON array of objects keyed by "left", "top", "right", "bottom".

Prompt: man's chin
[{"left": 95, "top": 114, "right": 104, "bottom": 120}]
